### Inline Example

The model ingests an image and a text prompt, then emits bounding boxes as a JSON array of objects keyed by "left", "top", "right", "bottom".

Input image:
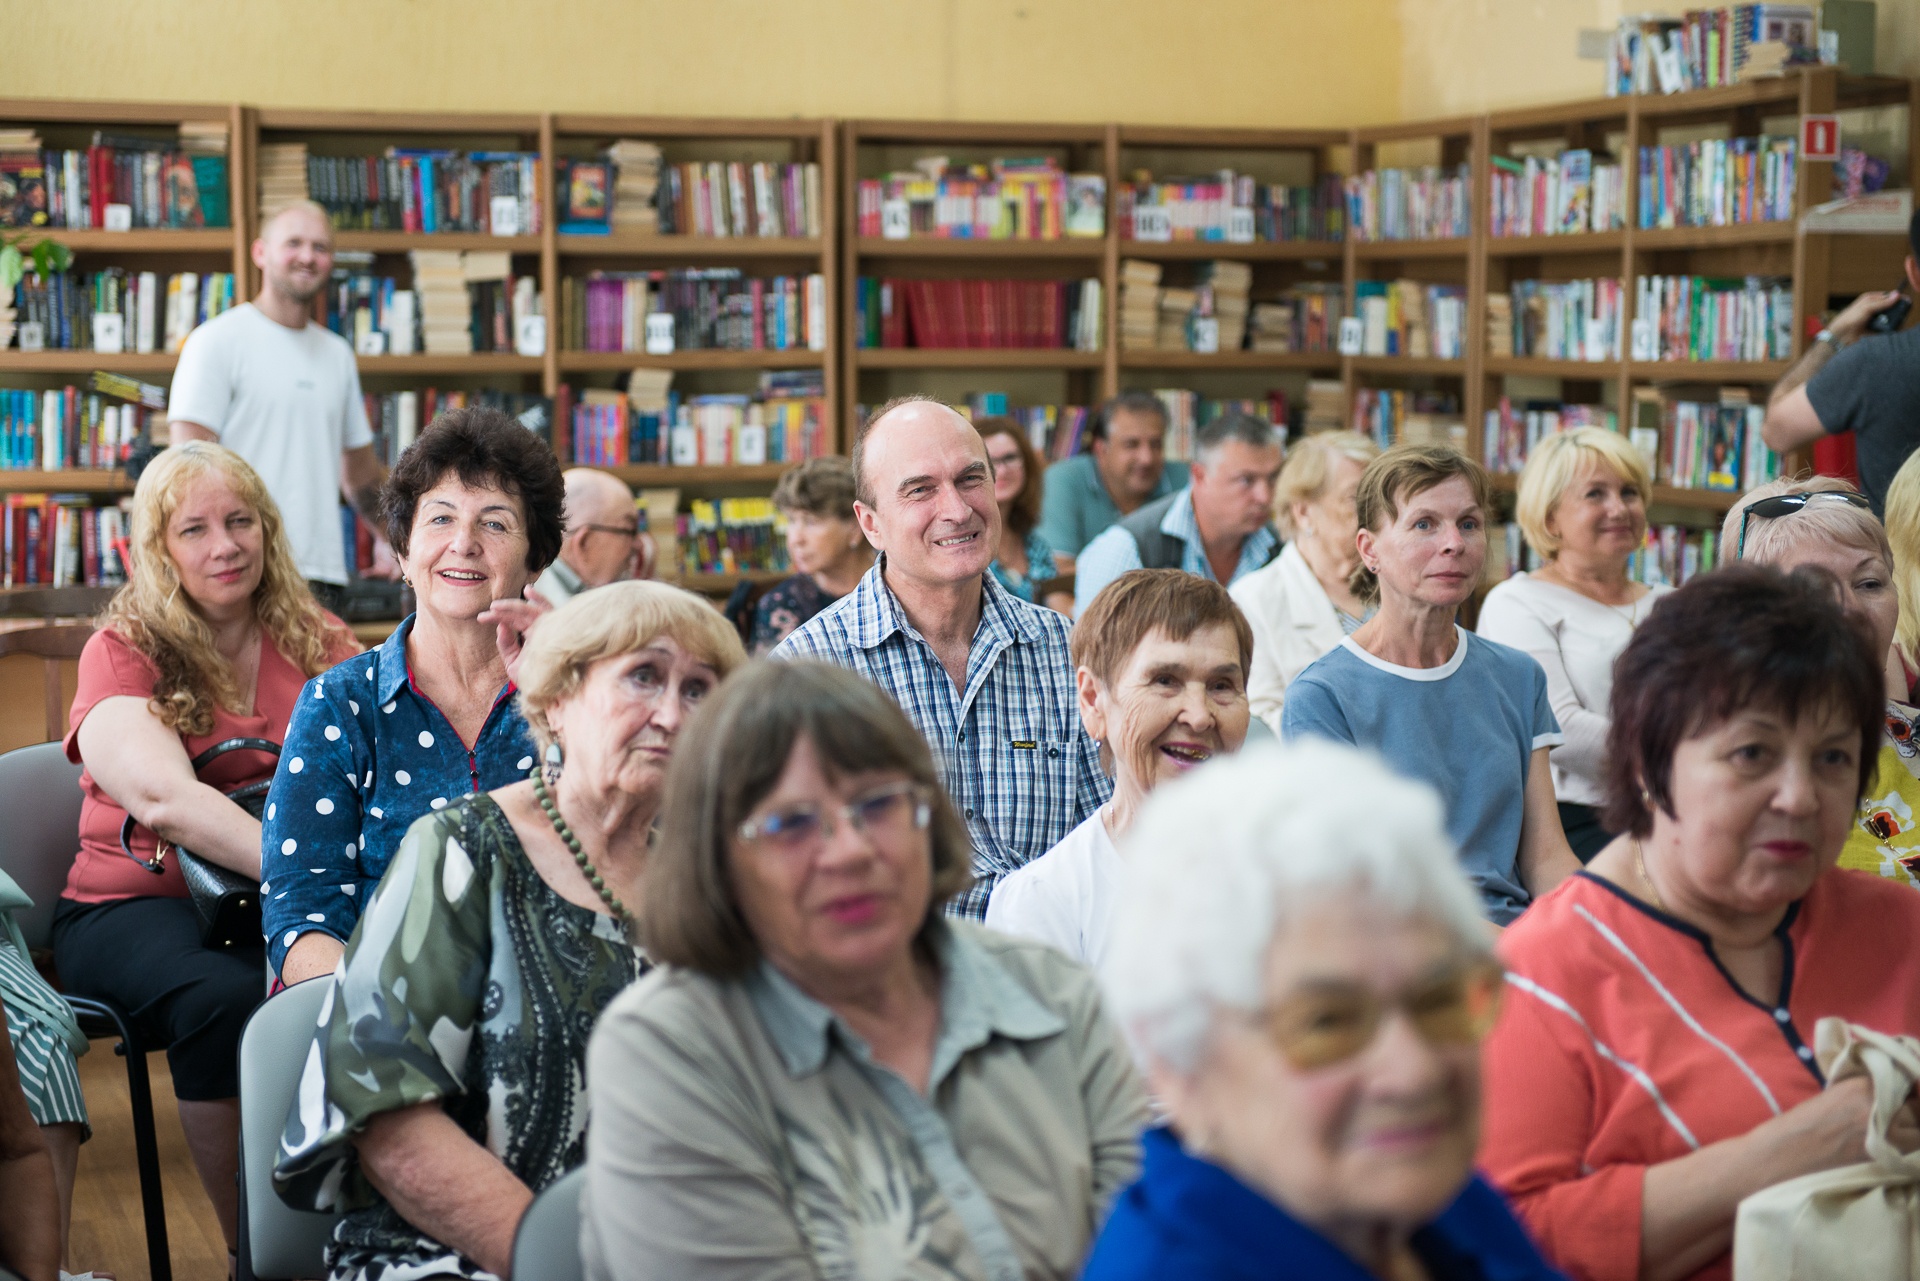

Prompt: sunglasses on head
[{"left": 1736, "top": 491, "right": 1873, "bottom": 560}]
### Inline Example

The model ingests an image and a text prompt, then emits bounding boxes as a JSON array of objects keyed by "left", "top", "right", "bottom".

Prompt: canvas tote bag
[{"left": 1734, "top": 1018, "right": 1920, "bottom": 1280}]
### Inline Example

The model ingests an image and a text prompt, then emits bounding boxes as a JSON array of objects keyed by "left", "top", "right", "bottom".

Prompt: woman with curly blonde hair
[{"left": 52, "top": 441, "right": 358, "bottom": 1262}]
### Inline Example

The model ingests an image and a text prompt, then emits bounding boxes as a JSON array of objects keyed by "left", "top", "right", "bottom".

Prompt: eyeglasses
[
  {"left": 1262, "top": 959, "right": 1505, "bottom": 1071},
  {"left": 737, "top": 781, "right": 932, "bottom": 855},
  {"left": 1735, "top": 491, "right": 1873, "bottom": 559},
  {"left": 582, "top": 522, "right": 641, "bottom": 540}
]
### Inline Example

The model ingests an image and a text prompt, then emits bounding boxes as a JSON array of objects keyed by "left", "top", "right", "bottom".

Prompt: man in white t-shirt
[{"left": 168, "top": 201, "right": 389, "bottom": 607}]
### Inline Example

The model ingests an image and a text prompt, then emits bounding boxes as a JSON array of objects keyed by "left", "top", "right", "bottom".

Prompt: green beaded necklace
[{"left": 530, "top": 766, "right": 634, "bottom": 925}]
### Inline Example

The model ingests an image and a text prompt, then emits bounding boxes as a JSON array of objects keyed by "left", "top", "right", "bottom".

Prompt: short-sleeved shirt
[
  {"left": 259, "top": 614, "right": 535, "bottom": 972},
  {"left": 62, "top": 622, "right": 356, "bottom": 904},
  {"left": 984, "top": 809, "right": 1120, "bottom": 968},
  {"left": 276, "top": 795, "right": 647, "bottom": 1281},
  {"left": 1840, "top": 698, "right": 1920, "bottom": 886},
  {"left": 1807, "top": 325, "right": 1920, "bottom": 517},
  {"left": 770, "top": 560, "right": 1111, "bottom": 919},
  {"left": 167, "top": 304, "right": 374, "bottom": 585},
  {"left": 1036, "top": 454, "right": 1190, "bottom": 559},
  {"left": 1281, "top": 627, "right": 1563, "bottom": 924}
]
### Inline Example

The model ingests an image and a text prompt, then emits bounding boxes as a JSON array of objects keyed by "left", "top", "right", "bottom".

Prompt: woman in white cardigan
[
  {"left": 1229, "top": 431, "right": 1379, "bottom": 733},
  {"left": 1476, "top": 427, "right": 1667, "bottom": 862}
]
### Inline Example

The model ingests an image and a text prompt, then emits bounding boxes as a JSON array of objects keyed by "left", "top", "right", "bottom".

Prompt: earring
[{"left": 543, "top": 739, "right": 564, "bottom": 786}]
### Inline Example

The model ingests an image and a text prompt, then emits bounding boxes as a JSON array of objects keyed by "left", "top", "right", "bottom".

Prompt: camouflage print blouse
[{"left": 275, "top": 793, "right": 649, "bottom": 1281}]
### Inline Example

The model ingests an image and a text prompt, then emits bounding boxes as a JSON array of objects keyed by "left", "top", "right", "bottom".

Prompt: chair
[
  {"left": 236, "top": 978, "right": 341, "bottom": 1281},
  {"left": 0, "top": 741, "right": 170, "bottom": 1281},
  {"left": 0, "top": 623, "right": 94, "bottom": 743},
  {"left": 512, "top": 1166, "right": 586, "bottom": 1281}
]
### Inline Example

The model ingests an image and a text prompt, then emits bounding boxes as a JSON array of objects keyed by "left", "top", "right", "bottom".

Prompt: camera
[{"left": 1868, "top": 291, "right": 1913, "bottom": 335}]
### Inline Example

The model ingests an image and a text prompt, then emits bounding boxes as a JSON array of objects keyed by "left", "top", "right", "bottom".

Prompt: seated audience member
[
  {"left": 1038, "top": 390, "right": 1190, "bottom": 561},
  {"left": 264, "top": 407, "right": 562, "bottom": 984},
  {"left": 276, "top": 580, "right": 742, "bottom": 1281},
  {"left": 773, "top": 397, "right": 1109, "bottom": 919},
  {"left": 748, "top": 456, "right": 871, "bottom": 654},
  {"left": 988, "top": 570, "right": 1252, "bottom": 964},
  {"left": 533, "top": 467, "right": 652, "bottom": 605},
  {"left": 1282, "top": 445, "right": 1578, "bottom": 925},
  {"left": 1887, "top": 451, "right": 1920, "bottom": 702},
  {"left": 1723, "top": 474, "right": 1917, "bottom": 885},
  {"left": 1481, "top": 565, "right": 1920, "bottom": 1281},
  {"left": 979, "top": 416, "right": 1070, "bottom": 612},
  {"left": 53, "top": 442, "right": 359, "bottom": 1258},
  {"left": 0, "top": 1004, "right": 58, "bottom": 1281},
  {"left": 582, "top": 660, "right": 1149, "bottom": 1281},
  {"left": 1075, "top": 412, "right": 1284, "bottom": 614},
  {"left": 1230, "top": 431, "right": 1379, "bottom": 732},
  {"left": 1083, "top": 740, "right": 1562, "bottom": 1281},
  {"left": 1478, "top": 427, "right": 1669, "bottom": 861}
]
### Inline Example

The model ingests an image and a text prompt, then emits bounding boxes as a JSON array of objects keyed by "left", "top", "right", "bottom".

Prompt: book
[
  {"left": 9, "top": 268, "right": 233, "bottom": 353},
  {"left": 1346, "top": 165, "right": 1470, "bottom": 242},
  {"left": 856, "top": 156, "right": 1088, "bottom": 240},
  {"left": 1352, "top": 279, "right": 1466, "bottom": 358},
  {"left": 1351, "top": 388, "right": 1463, "bottom": 451},
  {"left": 1119, "top": 171, "right": 1344, "bottom": 243},
  {"left": 569, "top": 370, "right": 827, "bottom": 468},
  {"left": 1637, "top": 135, "right": 1796, "bottom": 229},
  {"left": 853, "top": 278, "right": 1101, "bottom": 351},
  {"left": 308, "top": 149, "right": 540, "bottom": 234},
  {"left": 657, "top": 160, "right": 821, "bottom": 238},
  {"left": 565, "top": 269, "right": 828, "bottom": 353},
  {"left": 1481, "top": 396, "right": 1619, "bottom": 474},
  {"left": 1488, "top": 149, "right": 1626, "bottom": 238},
  {"left": 1502, "top": 277, "right": 1625, "bottom": 361},
  {"left": 1631, "top": 274, "right": 1793, "bottom": 362}
]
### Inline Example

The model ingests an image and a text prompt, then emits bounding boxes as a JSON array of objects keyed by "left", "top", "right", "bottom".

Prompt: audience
[
  {"left": 1887, "top": 450, "right": 1920, "bottom": 701},
  {"left": 264, "top": 407, "right": 561, "bottom": 984},
  {"left": 748, "top": 456, "right": 872, "bottom": 655},
  {"left": 1283, "top": 445, "right": 1578, "bottom": 925},
  {"left": 978, "top": 415, "right": 1070, "bottom": 611},
  {"left": 1074, "top": 412, "right": 1283, "bottom": 614},
  {"left": 773, "top": 396, "right": 1109, "bottom": 919},
  {"left": 275, "top": 581, "right": 743, "bottom": 1281},
  {"left": 1481, "top": 565, "right": 1920, "bottom": 1281},
  {"left": 0, "top": 1005, "right": 59, "bottom": 1281},
  {"left": 53, "top": 442, "right": 359, "bottom": 1259},
  {"left": 533, "top": 468, "right": 652, "bottom": 606},
  {"left": 583, "top": 660, "right": 1149, "bottom": 1280},
  {"left": 987, "top": 570, "right": 1252, "bottom": 964},
  {"left": 1038, "top": 391, "right": 1190, "bottom": 562},
  {"left": 1478, "top": 427, "right": 1669, "bottom": 861},
  {"left": 1723, "top": 475, "right": 1917, "bottom": 885},
  {"left": 1084, "top": 741, "right": 1561, "bottom": 1280},
  {"left": 1230, "top": 431, "right": 1379, "bottom": 733}
]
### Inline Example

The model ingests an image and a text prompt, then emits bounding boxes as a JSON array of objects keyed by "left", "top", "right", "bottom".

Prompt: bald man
[
  {"left": 535, "top": 467, "right": 652, "bottom": 604},
  {"left": 168, "top": 200, "right": 389, "bottom": 609},
  {"left": 772, "top": 395, "right": 1110, "bottom": 918}
]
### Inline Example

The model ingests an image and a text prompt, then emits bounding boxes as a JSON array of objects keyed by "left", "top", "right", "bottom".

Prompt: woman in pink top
[{"left": 1481, "top": 564, "right": 1920, "bottom": 1281}]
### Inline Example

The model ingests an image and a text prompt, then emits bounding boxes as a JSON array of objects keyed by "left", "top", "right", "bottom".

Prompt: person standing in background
[
  {"left": 534, "top": 468, "right": 653, "bottom": 606},
  {"left": 747, "top": 456, "right": 871, "bottom": 655},
  {"left": 167, "top": 200, "right": 393, "bottom": 610},
  {"left": 1037, "top": 391, "right": 1190, "bottom": 562},
  {"left": 978, "top": 416, "right": 1071, "bottom": 613}
]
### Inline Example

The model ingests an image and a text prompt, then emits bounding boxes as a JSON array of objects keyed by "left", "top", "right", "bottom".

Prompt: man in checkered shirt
[{"left": 773, "top": 396, "right": 1111, "bottom": 918}]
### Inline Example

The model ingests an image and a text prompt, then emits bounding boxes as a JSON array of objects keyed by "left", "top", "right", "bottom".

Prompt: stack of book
[
  {"left": 8, "top": 268, "right": 235, "bottom": 353},
  {"left": 1118, "top": 260, "right": 1162, "bottom": 351},
  {"left": 29, "top": 132, "right": 231, "bottom": 230},
  {"left": 1351, "top": 388, "right": 1463, "bottom": 450},
  {"left": 1603, "top": 7, "right": 1818, "bottom": 97},
  {"left": 308, "top": 150, "right": 541, "bottom": 235},
  {"left": 1354, "top": 280, "right": 1466, "bottom": 358},
  {"left": 676, "top": 498, "right": 789, "bottom": 578},
  {"left": 1486, "top": 293, "right": 1514, "bottom": 358},
  {"left": 1489, "top": 149, "right": 1625, "bottom": 238},
  {"left": 1117, "top": 171, "right": 1344, "bottom": 243},
  {"left": 258, "top": 143, "right": 310, "bottom": 218},
  {"left": 1631, "top": 274, "right": 1793, "bottom": 362},
  {"left": 1251, "top": 284, "right": 1345, "bottom": 354},
  {"left": 607, "top": 140, "right": 662, "bottom": 232},
  {"left": 1481, "top": 398, "right": 1621, "bottom": 475},
  {"left": 1156, "top": 285, "right": 1197, "bottom": 350},
  {"left": 1346, "top": 166, "right": 1471, "bottom": 242},
  {"left": 1638, "top": 136, "right": 1796, "bottom": 229},
  {"left": 3, "top": 496, "right": 130, "bottom": 589},
  {"left": 853, "top": 278, "right": 1101, "bottom": 350},
  {"left": 565, "top": 269, "right": 827, "bottom": 353},
  {"left": 409, "top": 250, "right": 472, "bottom": 355},
  {"left": 1503, "top": 277, "right": 1625, "bottom": 362},
  {"left": 1197, "top": 261, "right": 1252, "bottom": 352},
  {"left": 1303, "top": 381, "right": 1347, "bottom": 434},
  {"left": 855, "top": 158, "right": 1102, "bottom": 240}
]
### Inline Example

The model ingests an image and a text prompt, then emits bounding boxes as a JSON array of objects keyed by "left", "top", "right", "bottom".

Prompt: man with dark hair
[
  {"left": 1036, "top": 391, "right": 1191, "bottom": 560},
  {"left": 1762, "top": 211, "right": 1920, "bottom": 517},
  {"left": 1073, "top": 412, "right": 1283, "bottom": 614},
  {"left": 773, "top": 395, "right": 1110, "bottom": 918}
]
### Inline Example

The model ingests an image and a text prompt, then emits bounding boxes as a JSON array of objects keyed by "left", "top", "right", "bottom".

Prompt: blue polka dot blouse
[{"left": 260, "top": 615, "right": 536, "bottom": 974}]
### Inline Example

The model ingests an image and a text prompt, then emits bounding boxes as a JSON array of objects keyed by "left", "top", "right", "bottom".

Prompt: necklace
[
  {"left": 1634, "top": 837, "right": 1667, "bottom": 912},
  {"left": 530, "top": 766, "right": 633, "bottom": 925}
]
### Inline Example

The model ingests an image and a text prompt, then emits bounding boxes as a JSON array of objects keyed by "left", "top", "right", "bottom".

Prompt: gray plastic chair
[
  {"left": 236, "top": 977, "right": 342, "bottom": 1281},
  {"left": 0, "top": 741, "right": 170, "bottom": 1281},
  {"left": 512, "top": 1165, "right": 586, "bottom": 1281}
]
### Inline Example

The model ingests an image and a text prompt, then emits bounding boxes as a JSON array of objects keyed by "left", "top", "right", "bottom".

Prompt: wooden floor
[{"left": 71, "top": 1039, "right": 230, "bottom": 1281}]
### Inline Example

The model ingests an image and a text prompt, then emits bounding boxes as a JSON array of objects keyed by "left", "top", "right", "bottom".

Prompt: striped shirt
[{"left": 772, "top": 559, "right": 1110, "bottom": 918}]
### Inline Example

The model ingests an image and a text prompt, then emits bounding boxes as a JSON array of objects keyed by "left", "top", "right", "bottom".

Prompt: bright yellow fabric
[{"left": 1841, "top": 701, "right": 1920, "bottom": 888}]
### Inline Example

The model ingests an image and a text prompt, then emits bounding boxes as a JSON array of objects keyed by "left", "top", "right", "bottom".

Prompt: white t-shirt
[
  {"left": 167, "top": 303, "right": 373, "bottom": 585},
  {"left": 983, "top": 808, "right": 1121, "bottom": 968}
]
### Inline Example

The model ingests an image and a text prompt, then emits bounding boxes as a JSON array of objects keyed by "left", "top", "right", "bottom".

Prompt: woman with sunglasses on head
[
  {"left": 581, "top": 660, "right": 1149, "bottom": 1281},
  {"left": 1081, "top": 739, "right": 1560, "bottom": 1281},
  {"left": 1724, "top": 475, "right": 1919, "bottom": 885},
  {"left": 1480, "top": 567, "right": 1920, "bottom": 1281}
]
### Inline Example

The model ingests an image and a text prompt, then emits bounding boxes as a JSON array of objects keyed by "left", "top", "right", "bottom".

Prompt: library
[{"left": 0, "top": 4, "right": 1917, "bottom": 1281}]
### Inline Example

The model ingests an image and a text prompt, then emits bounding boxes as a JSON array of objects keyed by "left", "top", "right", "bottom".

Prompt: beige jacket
[{"left": 1229, "top": 541, "right": 1348, "bottom": 735}]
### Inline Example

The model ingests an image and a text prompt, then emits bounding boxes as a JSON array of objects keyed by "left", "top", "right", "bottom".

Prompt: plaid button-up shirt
[{"left": 773, "top": 559, "right": 1111, "bottom": 919}]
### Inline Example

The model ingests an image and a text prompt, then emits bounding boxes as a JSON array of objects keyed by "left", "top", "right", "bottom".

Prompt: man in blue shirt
[
  {"left": 1074, "top": 412, "right": 1283, "bottom": 614},
  {"left": 1037, "top": 391, "right": 1190, "bottom": 561}
]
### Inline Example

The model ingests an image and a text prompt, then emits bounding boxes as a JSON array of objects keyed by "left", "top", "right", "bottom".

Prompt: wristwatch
[{"left": 1814, "top": 328, "right": 1842, "bottom": 350}]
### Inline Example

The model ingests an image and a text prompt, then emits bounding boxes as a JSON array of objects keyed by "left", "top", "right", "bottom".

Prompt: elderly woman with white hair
[{"left": 1081, "top": 740, "right": 1562, "bottom": 1281}]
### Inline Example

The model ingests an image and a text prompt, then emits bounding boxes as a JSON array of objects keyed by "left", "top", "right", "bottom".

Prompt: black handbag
[{"left": 120, "top": 736, "right": 278, "bottom": 951}]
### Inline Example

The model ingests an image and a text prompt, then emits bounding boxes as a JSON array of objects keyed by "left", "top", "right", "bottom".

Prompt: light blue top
[
  {"left": 1037, "top": 453, "right": 1190, "bottom": 559},
  {"left": 1280, "top": 627, "right": 1563, "bottom": 925},
  {"left": 1073, "top": 487, "right": 1280, "bottom": 615}
]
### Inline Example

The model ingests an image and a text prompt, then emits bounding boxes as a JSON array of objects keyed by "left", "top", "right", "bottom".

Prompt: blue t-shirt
[{"left": 1281, "top": 627, "right": 1562, "bottom": 924}]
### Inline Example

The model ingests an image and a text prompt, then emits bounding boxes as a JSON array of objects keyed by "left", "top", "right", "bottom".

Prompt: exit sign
[{"left": 1801, "top": 115, "right": 1840, "bottom": 161}]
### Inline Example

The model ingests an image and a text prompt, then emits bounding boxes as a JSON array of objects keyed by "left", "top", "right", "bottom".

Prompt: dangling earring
[{"left": 543, "top": 739, "right": 564, "bottom": 787}]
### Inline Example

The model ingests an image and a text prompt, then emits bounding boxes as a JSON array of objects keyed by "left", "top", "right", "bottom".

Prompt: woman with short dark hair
[
  {"left": 263, "top": 406, "right": 565, "bottom": 984},
  {"left": 1481, "top": 565, "right": 1920, "bottom": 1281},
  {"left": 748, "top": 456, "right": 871, "bottom": 655},
  {"left": 583, "top": 660, "right": 1149, "bottom": 1280}
]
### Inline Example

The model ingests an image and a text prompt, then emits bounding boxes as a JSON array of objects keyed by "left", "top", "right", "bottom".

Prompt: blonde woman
[
  {"left": 1476, "top": 428, "right": 1667, "bottom": 861},
  {"left": 1229, "top": 431, "right": 1380, "bottom": 732},
  {"left": 1884, "top": 451, "right": 1920, "bottom": 702},
  {"left": 52, "top": 441, "right": 359, "bottom": 1261}
]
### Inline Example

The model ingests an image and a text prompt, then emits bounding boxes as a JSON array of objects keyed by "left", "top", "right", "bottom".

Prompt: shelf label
[
  {"left": 1630, "top": 317, "right": 1657, "bottom": 362},
  {"left": 515, "top": 314, "right": 547, "bottom": 358},
  {"left": 1337, "top": 316, "right": 1364, "bottom": 357},
  {"left": 644, "top": 312, "right": 676, "bottom": 355},
  {"left": 16, "top": 321, "right": 43, "bottom": 353},
  {"left": 1800, "top": 115, "right": 1840, "bottom": 162},
  {"left": 669, "top": 424, "right": 698, "bottom": 465},
  {"left": 737, "top": 423, "right": 768, "bottom": 466},
  {"left": 92, "top": 313, "right": 124, "bottom": 354},
  {"left": 1226, "top": 207, "right": 1256, "bottom": 244},
  {"left": 355, "top": 328, "right": 388, "bottom": 356},
  {"left": 103, "top": 204, "right": 133, "bottom": 232},
  {"left": 1132, "top": 205, "right": 1173, "bottom": 242},
  {"left": 880, "top": 198, "right": 911, "bottom": 240},
  {"left": 1190, "top": 316, "right": 1220, "bottom": 354},
  {"left": 489, "top": 197, "right": 521, "bottom": 236}
]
